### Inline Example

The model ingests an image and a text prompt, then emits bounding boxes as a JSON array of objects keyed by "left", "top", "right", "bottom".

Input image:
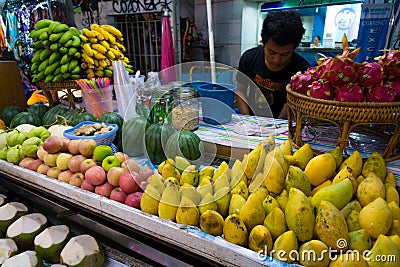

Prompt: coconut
[
  {"left": 60, "top": 234, "right": 104, "bottom": 267},
  {"left": 34, "top": 225, "right": 71, "bottom": 263},
  {"left": 0, "top": 238, "right": 19, "bottom": 264},
  {"left": 0, "top": 194, "right": 8, "bottom": 206},
  {"left": 9, "top": 202, "right": 29, "bottom": 217},
  {"left": 2, "top": 250, "right": 42, "bottom": 267},
  {"left": 6, "top": 213, "right": 48, "bottom": 250},
  {"left": 0, "top": 203, "right": 19, "bottom": 233}
]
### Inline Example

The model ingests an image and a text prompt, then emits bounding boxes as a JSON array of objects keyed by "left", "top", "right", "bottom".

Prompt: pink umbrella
[{"left": 161, "top": 11, "right": 176, "bottom": 84}]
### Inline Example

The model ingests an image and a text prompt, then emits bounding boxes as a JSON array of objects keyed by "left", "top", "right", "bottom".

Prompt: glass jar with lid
[
  {"left": 152, "top": 85, "right": 174, "bottom": 124},
  {"left": 172, "top": 87, "right": 199, "bottom": 131}
]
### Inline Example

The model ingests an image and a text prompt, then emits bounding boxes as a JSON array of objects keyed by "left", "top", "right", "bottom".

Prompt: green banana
[
  {"left": 48, "top": 21, "right": 61, "bottom": 34},
  {"left": 61, "top": 64, "right": 69, "bottom": 74},
  {"left": 34, "top": 19, "right": 53, "bottom": 30},
  {"left": 59, "top": 31, "right": 73, "bottom": 44},
  {"left": 60, "top": 54, "right": 70, "bottom": 65},
  {"left": 53, "top": 23, "right": 69, "bottom": 34},
  {"left": 45, "top": 74, "right": 55, "bottom": 83},
  {"left": 30, "top": 27, "right": 48, "bottom": 39},
  {"left": 68, "top": 59, "right": 78, "bottom": 72},
  {"left": 64, "top": 39, "right": 73, "bottom": 48},
  {"left": 48, "top": 52, "right": 61, "bottom": 64},
  {"left": 49, "top": 32, "right": 63, "bottom": 42},
  {"left": 52, "top": 73, "right": 64, "bottom": 82},
  {"left": 39, "top": 49, "right": 51, "bottom": 61},
  {"left": 71, "top": 36, "right": 81, "bottom": 47},
  {"left": 59, "top": 47, "right": 68, "bottom": 54},
  {"left": 39, "top": 31, "right": 49, "bottom": 41}
]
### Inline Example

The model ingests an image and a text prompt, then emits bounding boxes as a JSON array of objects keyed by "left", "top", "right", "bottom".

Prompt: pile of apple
[{"left": 19, "top": 135, "right": 153, "bottom": 208}]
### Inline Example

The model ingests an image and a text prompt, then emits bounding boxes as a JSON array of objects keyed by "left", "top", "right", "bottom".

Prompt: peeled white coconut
[
  {"left": 15, "top": 124, "right": 36, "bottom": 133},
  {"left": 0, "top": 238, "right": 19, "bottom": 264},
  {"left": 9, "top": 202, "right": 29, "bottom": 217},
  {"left": 2, "top": 250, "right": 41, "bottom": 267},
  {"left": 34, "top": 225, "right": 71, "bottom": 263},
  {"left": 60, "top": 234, "right": 104, "bottom": 267},
  {"left": 6, "top": 213, "right": 48, "bottom": 250},
  {"left": 48, "top": 125, "right": 72, "bottom": 138},
  {"left": 0, "top": 203, "right": 19, "bottom": 232},
  {"left": 0, "top": 193, "right": 8, "bottom": 206}
]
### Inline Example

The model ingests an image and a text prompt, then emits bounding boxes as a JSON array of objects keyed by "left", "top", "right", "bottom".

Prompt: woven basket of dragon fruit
[{"left": 286, "top": 34, "right": 400, "bottom": 162}]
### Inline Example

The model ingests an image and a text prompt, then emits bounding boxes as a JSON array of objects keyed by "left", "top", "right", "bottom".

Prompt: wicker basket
[
  {"left": 37, "top": 80, "right": 82, "bottom": 109},
  {"left": 286, "top": 85, "right": 400, "bottom": 161}
]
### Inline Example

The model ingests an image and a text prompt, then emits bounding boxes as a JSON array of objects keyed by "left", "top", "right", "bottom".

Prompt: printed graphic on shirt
[{"left": 253, "top": 74, "right": 282, "bottom": 105}]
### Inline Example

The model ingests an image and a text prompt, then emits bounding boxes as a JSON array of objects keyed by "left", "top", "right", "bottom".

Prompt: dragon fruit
[
  {"left": 365, "top": 84, "right": 395, "bottom": 102},
  {"left": 388, "top": 80, "right": 400, "bottom": 101},
  {"left": 290, "top": 71, "right": 313, "bottom": 95},
  {"left": 308, "top": 79, "right": 334, "bottom": 100},
  {"left": 357, "top": 62, "right": 384, "bottom": 88},
  {"left": 334, "top": 83, "right": 365, "bottom": 102},
  {"left": 376, "top": 50, "right": 400, "bottom": 81},
  {"left": 320, "top": 57, "right": 360, "bottom": 88}
]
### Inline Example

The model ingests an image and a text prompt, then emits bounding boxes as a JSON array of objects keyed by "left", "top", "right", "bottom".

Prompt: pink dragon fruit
[
  {"left": 290, "top": 71, "right": 313, "bottom": 95},
  {"left": 376, "top": 50, "right": 400, "bottom": 81},
  {"left": 308, "top": 79, "right": 334, "bottom": 100},
  {"left": 388, "top": 80, "right": 400, "bottom": 101},
  {"left": 320, "top": 57, "right": 360, "bottom": 88},
  {"left": 334, "top": 83, "right": 365, "bottom": 102},
  {"left": 365, "top": 84, "right": 395, "bottom": 102},
  {"left": 357, "top": 62, "right": 384, "bottom": 88}
]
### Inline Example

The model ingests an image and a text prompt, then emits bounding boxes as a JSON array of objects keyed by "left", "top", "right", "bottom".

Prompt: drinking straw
[{"left": 76, "top": 78, "right": 112, "bottom": 117}]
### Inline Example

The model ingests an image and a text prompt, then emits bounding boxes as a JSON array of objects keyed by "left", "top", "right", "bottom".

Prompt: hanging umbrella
[{"left": 161, "top": 11, "right": 176, "bottom": 84}]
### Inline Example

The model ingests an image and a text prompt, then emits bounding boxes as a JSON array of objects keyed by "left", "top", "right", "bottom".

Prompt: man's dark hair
[{"left": 261, "top": 10, "right": 305, "bottom": 48}]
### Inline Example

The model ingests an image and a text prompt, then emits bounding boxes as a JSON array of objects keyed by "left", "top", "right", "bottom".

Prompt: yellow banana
[
  {"left": 79, "top": 34, "right": 88, "bottom": 42},
  {"left": 123, "top": 57, "right": 129, "bottom": 63},
  {"left": 82, "top": 28, "right": 95, "bottom": 38},
  {"left": 83, "top": 43, "right": 94, "bottom": 57},
  {"left": 95, "top": 70, "right": 104, "bottom": 77},
  {"left": 92, "top": 58, "right": 99, "bottom": 67},
  {"left": 110, "top": 48, "right": 123, "bottom": 59},
  {"left": 92, "top": 24, "right": 111, "bottom": 41},
  {"left": 99, "top": 60, "right": 108, "bottom": 68},
  {"left": 115, "top": 42, "right": 126, "bottom": 52},
  {"left": 85, "top": 68, "right": 95, "bottom": 74},
  {"left": 92, "top": 44, "right": 107, "bottom": 54},
  {"left": 89, "top": 37, "right": 98, "bottom": 44},
  {"left": 92, "top": 30, "right": 104, "bottom": 41},
  {"left": 106, "top": 65, "right": 113, "bottom": 70},
  {"left": 104, "top": 58, "right": 111, "bottom": 65},
  {"left": 94, "top": 52, "right": 106, "bottom": 60},
  {"left": 107, "top": 50, "right": 116, "bottom": 60},
  {"left": 95, "top": 66, "right": 104, "bottom": 71},
  {"left": 100, "top": 40, "right": 110, "bottom": 50},
  {"left": 82, "top": 53, "right": 94, "bottom": 65},
  {"left": 101, "top": 25, "right": 123, "bottom": 39},
  {"left": 81, "top": 62, "right": 88, "bottom": 69}
]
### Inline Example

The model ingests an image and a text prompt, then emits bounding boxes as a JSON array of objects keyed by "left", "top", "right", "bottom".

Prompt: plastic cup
[{"left": 82, "top": 86, "right": 114, "bottom": 118}]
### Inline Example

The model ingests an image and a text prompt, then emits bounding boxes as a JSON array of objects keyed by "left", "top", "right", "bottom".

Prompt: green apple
[
  {"left": 102, "top": 155, "right": 121, "bottom": 172},
  {"left": 93, "top": 145, "right": 113, "bottom": 162}
]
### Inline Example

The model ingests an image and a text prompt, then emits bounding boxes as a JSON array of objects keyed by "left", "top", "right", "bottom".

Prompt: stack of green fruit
[
  {"left": 80, "top": 24, "right": 133, "bottom": 78},
  {"left": 30, "top": 19, "right": 82, "bottom": 83}
]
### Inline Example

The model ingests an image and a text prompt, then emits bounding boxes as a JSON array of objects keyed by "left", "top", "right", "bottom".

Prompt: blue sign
[{"left": 356, "top": 3, "right": 393, "bottom": 62}]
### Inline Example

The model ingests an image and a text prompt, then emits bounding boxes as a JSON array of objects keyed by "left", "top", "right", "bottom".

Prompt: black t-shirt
[{"left": 238, "top": 45, "right": 310, "bottom": 117}]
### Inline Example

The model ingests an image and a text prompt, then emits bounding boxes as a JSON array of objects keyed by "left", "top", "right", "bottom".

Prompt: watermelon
[
  {"left": 122, "top": 117, "right": 147, "bottom": 157},
  {"left": 27, "top": 103, "right": 49, "bottom": 123},
  {"left": 98, "top": 112, "right": 124, "bottom": 150},
  {"left": 165, "top": 130, "right": 203, "bottom": 162},
  {"left": 10, "top": 112, "right": 41, "bottom": 128},
  {"left": 63, "top": 110, "right": 97, "bottom": 126},
  {"left": 42, "top": 106, "right": 69, "bottom": 127},
  {"left": 144, "top": 123, "right": 175, "bottom": 164},
  {"left": 0, "top": 106, "right": 23, "bottom": 127}
]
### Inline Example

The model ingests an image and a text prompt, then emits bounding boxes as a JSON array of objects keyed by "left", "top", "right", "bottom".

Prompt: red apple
[
  {"left": 68, "top": 155, "right": 87, "bottom": 173},
  {"left": 114, "top": 152, "right": 128, "bottom": 163},
  {"left": 43, "top": 153, "right": 59, "bottom": 167},
  {"left": 121, "top": 158, "right": 140, "bottom": 173},
  {"left": 42, "top": 135, "right": 64, "bottom": 153},
  {"left": 78, "top": 139, "right": 97, "bottom": 157},
  {"left": 19, "top": 157, "right": 35, "bottom": 168},
  {"left": 81, "top": 179, "right": 95, "bottom": 192},
  {"left": 119, "top": 171, "right": 140, "bottom": 194},
  {"left": 94, "top": 182, "right": 113, "bottom": 198},
  {"left": 47, "top": 167, "right": 61, "bottom": 179},
  {"left": 37, "top": 163, "right": 50, "bottom": 175},
  {"left": 110, "top": 187, "right": 127, "bottom": 203},
  {"left": 27, "top": 159, "right": 44, "bottom": 172},
  {"left": 61, "top": 137, "right": 70, "bottom": 152},
  {"left": 124, "top": 192, "right": 143, "bottom": 208},
  {"left": 67, "top": 139, "right": 81, "bottom": 155},
  {"left": 139, "top": 167, "right": 154, "bottom": 183},
  {"left": 56, "top": 152, "right": 73, "bottom": 171},
  {"left": 58, "top": 170, "right": 74, "bottom": 183},
  {"left": 107, "top": 167, "right": 126, "bottom": 187},
  {"left": 85, "top": 166, "right": 106, "bottom": 186},
  {"left": 69, "top": 173, "right": 84, "bottom": 187},
  {"left": 37, "top": 147, "right": 47, "bottom": 160},
  {"left": 80, "top": 158, "right": 97, "bottom": 175}
]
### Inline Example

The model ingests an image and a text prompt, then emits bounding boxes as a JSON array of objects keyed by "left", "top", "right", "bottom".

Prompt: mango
[
  {"left": 179, "top": 184, "right": 201, "bottom": 206},
  {"left": 261, "top": 157, "right": 285, "bottom": 196},
  {"left": 339, "top": 150, "right": 363, "bottom": 177},
  {"left": 388, "top": 235, "right": 400, "bottom": 251},
  {"left": 230, "top": 159, "right": 247, "bottom": 188},
  {"left": 197, "top": 177, "right": 213, "bottom": 199},
  {"left": 158, "top": 183, "right": 180, "bottom": 221},
  {"left": 348, "top": 229, "right": 372, "bottom": 253},
  {"left": 140, "top": 186, "right": 161, "bottom": 215},
  {"left": 214, "top": 187, "right": 231, "bottom": 218},
  {"left": 179, "top": 165, "right": 199, "bottom": 186},
  {"left": 262, "top": 195, "right": 281, "bottom": 215},
  {"left": 199, "top": 210, "right": 224, "bottom": 236},
  {"left": 387, "top": 219, "right": 400, "bottom": 236},
  {"left": 384, "top": 172, "right": 396, "bottom": 188},
  {"left": 298, "top": 240, "right": 330, "bottom": 267},
  {"left": 229, "top": 193, "right": 246, "bottom": 215},
  {"left": 284, "top": 143, "right": 313, "bottom": 170},
  {"left": 285, "top": 165, "right": 311, "bottom": 196},
  {"left": 230, "top": 180, "right": 249, "bottom": 200},
  {"left": 328, "top": 146, "right": 343, "bottom": 169},
  {"left": 359, "top": 197, "right": 392, "bottom": 239},
  {"left": 175, "top": 196, "right": 199, "bottom": 226},
  {"left": 367, "top": 235, "right": 400, "bottom": 267},
  {"left": 279, "top": 139, "right": 292, "bottom": 156},
  {"left": 315, "top": 200, "right": 348, "bottom": 250},
  {"left": 310, "top": 180, "right": 332, "bottom": 196},
  {"left": 311, "top": 178, "right": 353, "bottom": 210},
  {"left": 239, "top": 193, "right": 265, "bottom": 232},
  {"left": 362, "top": 151, "right": 386, "bottom": 180},
  {"left": 272, "top": 230, "right": 298, "bottom": 263},
  {"left": 388, "top": 201, "right": 400, "bottom": 220},
  {"left": 199, "top": 166, "right": 215, "bottom": 182},
  {"left": 285, "top": 188, "right": 314, "bottom": 242},
  {"left": 329, "top": 252, "right": 368, "bottom": 267},
  {"left": 356, "top": 172, "right": 385, "bottom": 207},
  {"left": 251, "top": 185, "right": 268, "bottom": 202},
  {"left": 248, "top": 225, "right": 273, "bottom": 253},
  {"left": 212, "top": 161, "right": 230, "bottom": 182},
  {"left": 304, "top": 153, "right": 336, "bottom": 186},
  {"left": 341, "top": 200, "right": 362, "bottom": 218},
  {"left": 265, "top": 147, "right": 289, "bottom": 176},
  {"left": 386, "top": 185, "right": 399, "bottom": 206},
  {"left": 332, "top": 166, "right": 357, "bottom": 196},
  {"left": 147, "top": 174, "right": 165, "bottom": 195},
  {"left": 212, "top": 173, "right": 230, "bottom": 194},
  {"left": 276, "top": 189, "right": 288, "bottom": 211},
  {"left": 243, "top": 145, "right": 262, "bottom": 181},
  {"left": 223, "top": 214, "right": 248, "bottom": 246},
  {"left": 345, "top": 209, "right": 361, "bottom": 232},
  {"left": 198, "top": 192, "right": 217, "bottom": 215},
  {"left": 263, "top": 207, "right": 287, "bottom": 240}
]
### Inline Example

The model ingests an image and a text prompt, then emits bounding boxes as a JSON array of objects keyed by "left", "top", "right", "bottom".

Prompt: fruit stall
[{"left": 0, "top": 19, "right": 400, "bottom": 266}]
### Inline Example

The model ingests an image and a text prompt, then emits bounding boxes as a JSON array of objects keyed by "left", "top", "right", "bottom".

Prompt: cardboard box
[{"left": 0, "top": 61, "right": 27, "bottom": 111}]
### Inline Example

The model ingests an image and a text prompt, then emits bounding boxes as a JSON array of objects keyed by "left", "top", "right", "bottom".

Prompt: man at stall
[{"left": 236, "top": 10, "right": 310, "bottom": 119}]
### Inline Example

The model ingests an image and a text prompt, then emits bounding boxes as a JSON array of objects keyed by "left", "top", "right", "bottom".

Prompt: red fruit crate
[{"left": 286, "top": 85, "right": 400, "bottom": 161}]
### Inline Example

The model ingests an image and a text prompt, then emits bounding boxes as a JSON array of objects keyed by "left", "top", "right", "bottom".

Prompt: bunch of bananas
[
  {"left": 80, "top": 24, "right": 133, "bottom": 78},
  {"left": 30, "top": 19, "right": 82, "bottom": 83}
]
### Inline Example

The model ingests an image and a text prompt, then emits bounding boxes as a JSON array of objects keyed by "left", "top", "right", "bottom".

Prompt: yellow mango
[
  {"left": 263, "top": 207, "right": 287, "bottom": 240},
  {"left": 248, "top": 225, "right": 273, "bottom": 253},
  {"left": 359, "top": 197, "right": 392, "bottom": 239},
  {"left": 272, "top": 230, "right": 298, "bottom": 263},
  {"left": 304, "top": 153, "right": 336, "bottom": 186},
  {"left": 223, "top": 214, "right": 248, "bottom": 246}
]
